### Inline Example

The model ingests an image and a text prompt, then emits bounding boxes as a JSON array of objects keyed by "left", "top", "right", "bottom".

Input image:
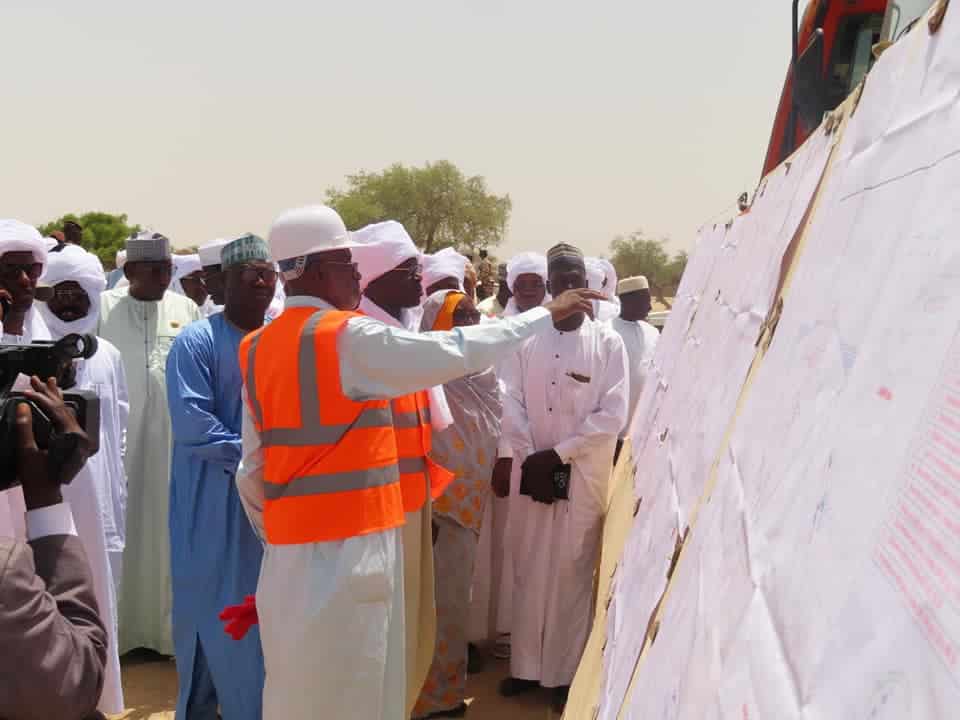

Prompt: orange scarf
[{"left": 432, "top": 292, "right": 465, "bottom": 331}]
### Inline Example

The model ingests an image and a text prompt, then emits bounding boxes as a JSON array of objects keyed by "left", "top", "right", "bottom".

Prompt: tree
[
  {"left": 326, "top": 160, "right": 511, "bottom": 253},
  {"left": 609, "top": 231, "right": 688, "bottom": 309},
  {"left": 39, "top": 212, "right": 141, "bottom": 269}
]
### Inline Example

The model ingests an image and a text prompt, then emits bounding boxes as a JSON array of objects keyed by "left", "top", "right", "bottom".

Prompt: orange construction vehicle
[{"left": 762, "top": 0, "right": 937, "bottom": 177}]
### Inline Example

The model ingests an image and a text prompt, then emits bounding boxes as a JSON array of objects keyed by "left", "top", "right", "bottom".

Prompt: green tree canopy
[
  {"left": 38, "top": 212, "right": 141, "bottom": 270},
  {"left": 609, "top": 231, "right": 688, "bottom": 309},
  {"left": 326, "top": 161, "right": 512, "bottom": 254}
]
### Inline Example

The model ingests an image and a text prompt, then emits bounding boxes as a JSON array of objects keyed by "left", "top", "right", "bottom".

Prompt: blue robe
[{"left": 166, "top": 313, "right": 264, "bottom": 720}]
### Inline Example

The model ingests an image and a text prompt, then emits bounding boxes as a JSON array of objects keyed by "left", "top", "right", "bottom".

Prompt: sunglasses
[
  {"left": 237, "top": 265, "right": 279, "bottom": 284},
  {"left": 0, "top": 263, "right": 43, "bottom": 281},
  {"left": 307, "top": 259, "right": 359, "bottom": 273}
]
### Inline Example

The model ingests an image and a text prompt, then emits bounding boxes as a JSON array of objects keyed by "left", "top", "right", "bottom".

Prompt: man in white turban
[
  {"left": 586, "top": 257, "right": 620, "bottom": 321},
  {"left": 0, "top": 220, "right": 52, "bottom": 548},
  {"left": 503, "top": 252, "right": 549, "bottom": 317},
  {"left": 99, "top": 231, "right": 203, "bottom": 655},
  {"left": 352, "top": 220, "right": 453, "bottom": 709},
  {"left": 0, "top": 219, "right": 51, "bottom": 344},
  {"left": 198, "top": 238, "right": 230, "bottom": 315},
  {"left": 421, "top": 247, "right": 469, "bottom": 297},
  {"left": 36, "top": 244, "right": 129, "bottom": 714},
  {"left": 473, "top": 251, "right": 550, "bottom": 665},
  {"left": 171, "top": 254, "right": 209, "bottom": 309}
]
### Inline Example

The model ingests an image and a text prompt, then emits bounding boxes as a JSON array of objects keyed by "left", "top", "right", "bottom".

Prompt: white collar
[
  {"left": 358, "top": 296, "right": 419, "bottom": 331},
  {"left": 284, "top": 295, "right": 336, "bottom": 311}
]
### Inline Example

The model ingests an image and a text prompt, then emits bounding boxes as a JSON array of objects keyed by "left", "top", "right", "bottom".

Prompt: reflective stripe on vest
[
  {"left": 391, "top": 392, "right": 454, "bottom": 511},
  {"left": 239, "top": 307, "right": 405, "bottom": 544}
]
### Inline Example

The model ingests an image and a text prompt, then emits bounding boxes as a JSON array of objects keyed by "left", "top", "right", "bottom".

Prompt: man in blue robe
[{"left": 166, "top": 234, "right": 278, "bottom": 719}]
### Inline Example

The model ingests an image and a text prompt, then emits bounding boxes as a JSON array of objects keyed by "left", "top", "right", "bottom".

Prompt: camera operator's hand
[
  {"left": 17, "top": 376, "right": 91, "bottom": 510},
  {"left": 0, "top": 287, "right": 11, "bottom": 322}
]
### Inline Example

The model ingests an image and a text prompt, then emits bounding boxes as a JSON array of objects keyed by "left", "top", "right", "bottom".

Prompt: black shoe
[
  {"left": 551, "top": 686, "right": 570, "bottom": 714},
  {"left": 499, "top": 677, "right": 539, "bottom": 697},
  {"left": 425, "top": 702, "right": 468, "bottom": 718},
  {"left": 467, "top": 643, "right": 485, "bottom": 674}
]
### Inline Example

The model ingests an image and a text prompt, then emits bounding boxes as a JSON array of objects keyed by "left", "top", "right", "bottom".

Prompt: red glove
[{"left": 219, "top": 595, "right": 259, "bottom": 641}]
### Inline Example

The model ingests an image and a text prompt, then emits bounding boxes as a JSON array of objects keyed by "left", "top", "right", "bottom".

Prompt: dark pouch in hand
[
  {"left": 553, "top": 464, "right": 571, "bottom": 500},
  {"left": 520, "top": 464, "right": 554, "bottom": 504}
]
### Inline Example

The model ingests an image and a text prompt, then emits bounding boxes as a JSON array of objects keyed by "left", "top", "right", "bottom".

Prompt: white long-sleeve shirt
[
  {"left": 237, "top": 295, "right": 553, "bottom": 539},
  {"left": 609, "top": 316, "right": 660, "bottom": 438}
]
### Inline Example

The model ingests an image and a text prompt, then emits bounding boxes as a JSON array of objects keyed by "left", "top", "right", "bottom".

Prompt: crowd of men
[{"left": 0, "top": 207, "right": 660, "bottom": 720}]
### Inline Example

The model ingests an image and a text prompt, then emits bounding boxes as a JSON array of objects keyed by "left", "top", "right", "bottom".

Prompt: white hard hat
[{"left": 268, "top": 205, "right": 355, "bottom": 263}]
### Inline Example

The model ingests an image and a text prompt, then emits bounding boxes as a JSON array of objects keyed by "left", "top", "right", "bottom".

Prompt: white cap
[
  {"left": 616, "top": 275, "right": 649, "bottom": 295},
  {"left": 268, "top": 205, "right": 355, "bottom": 264},
  {"left": 198, "top": 238, "right": 230, "bottom": 267}
]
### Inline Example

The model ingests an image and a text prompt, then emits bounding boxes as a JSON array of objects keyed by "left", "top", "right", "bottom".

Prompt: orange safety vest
[
  {"left": 238, "top": 307, "right": 405, "bottom": 545},
  {"left": 391, "top": 391, "right": 454, "bottom": 512}
]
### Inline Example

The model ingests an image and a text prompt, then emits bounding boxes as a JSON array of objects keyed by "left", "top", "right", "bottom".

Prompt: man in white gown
[
  {"left": 37, "top": 243, "right": 129, "bottom": 714},
  {"left": 609, "top": 275, "right": 660, "bottom": 462},
  {"left": 99, "top": 231, "right": 202, "bottom": 654},
  {"left": 473, "top": 251, "right": 549, "bottom": 662},
  {"left": 499, "top": 243, "right": 628, "bottom": 714},
  {"left": 0, "top": 219, "right": 52, "bottom": 540}
]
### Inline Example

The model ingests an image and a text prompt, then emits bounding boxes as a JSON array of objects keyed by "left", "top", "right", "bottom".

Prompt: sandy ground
[{"left": 110, "top": 651, "right": 558, "bottom": 720}]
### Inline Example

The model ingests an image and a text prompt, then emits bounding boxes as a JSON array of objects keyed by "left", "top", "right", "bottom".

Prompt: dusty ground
[{"left": 110, "top": 651, "right": 558, "bottom": 719}]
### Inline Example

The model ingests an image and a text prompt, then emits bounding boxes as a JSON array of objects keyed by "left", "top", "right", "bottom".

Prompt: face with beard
[{"left": 47, "top": 281, "right": 91, "bottom": 323}]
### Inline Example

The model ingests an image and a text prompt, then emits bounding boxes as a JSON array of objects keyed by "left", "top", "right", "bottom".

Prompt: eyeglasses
[
  {"left": 237, "top": 265, "right": 279, "bottom": 284},
  {"left": 386, "top": 263, "right": 422, "bottom": 279},
  {"left": 311, "top": 260, "right": 359, "bottom": 273},
  {"left": 0, "top": 263, "right": 43, "bottom": 281}
]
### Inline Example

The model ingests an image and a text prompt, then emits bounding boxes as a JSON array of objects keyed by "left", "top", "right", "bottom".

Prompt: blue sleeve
[{"left": 165, "top": 325, "right": 241, "bottom": 471}]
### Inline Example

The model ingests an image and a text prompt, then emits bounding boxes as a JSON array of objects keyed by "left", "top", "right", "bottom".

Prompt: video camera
[{"left": 0, "top": 334, "right": 101, "bottom": 492}]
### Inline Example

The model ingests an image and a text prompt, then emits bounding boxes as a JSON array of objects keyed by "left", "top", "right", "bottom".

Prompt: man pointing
[{"left": 236, "top": 205, "right": 602, "bottom": 720}]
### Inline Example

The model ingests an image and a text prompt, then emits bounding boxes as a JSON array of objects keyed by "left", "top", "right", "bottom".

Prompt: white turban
[
  {"left": 422, "top": 247, "right": 468, "bottom": 291},
  {"left": 351, "top": 221, "right": 421, "bottom": 292},
  {"left": 37, "top": 244, "right": 105, "bottom": 337},
  {"left": 598, "top": 258, "right": 617, "bottom": 298},
  {"left": 0, "top": 219, "right": 48, "bottom": 268},
  {"left": 506, "top": 252, "right": 547, "bottom": 292},
  {"left": 586, "top": 257, "right": 605, "bottom": 292},
  {"left": 171, "top": 254, "right": 203, "bottom": 296},
  {"left": 198, "top": 238, "right": 230, "bottom": 267}
]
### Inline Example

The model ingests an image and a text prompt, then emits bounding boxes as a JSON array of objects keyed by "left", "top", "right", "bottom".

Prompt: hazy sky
[{"left": 3, "top": 1, "right": 793, "bottom": 259}]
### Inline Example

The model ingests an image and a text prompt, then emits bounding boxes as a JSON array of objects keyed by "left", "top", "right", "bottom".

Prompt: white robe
[
  {"left": 501, "top": 316, "right": 628, "bottom": 687},
  {"left": 99, "top": 287, "right": 202, "bottom": 654},
  {"left": 609, "top": 317, "right": 660, "bottom": 438},
  {"left": 237, "top": 297, "right": 554, "bottom": 720},
  {"left": 61, "top": 340, "right": 129, "bottom": 714}
]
